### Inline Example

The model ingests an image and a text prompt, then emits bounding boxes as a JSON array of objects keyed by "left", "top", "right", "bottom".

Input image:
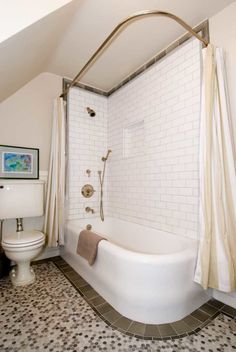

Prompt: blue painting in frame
[{"left": 0, "top": 145, "right": 39, "bottom": 179}]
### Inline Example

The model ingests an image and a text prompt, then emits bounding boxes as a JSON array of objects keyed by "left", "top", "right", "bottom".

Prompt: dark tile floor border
[{"left": 34, "top": 256, "right": 236, "bottom": 341}]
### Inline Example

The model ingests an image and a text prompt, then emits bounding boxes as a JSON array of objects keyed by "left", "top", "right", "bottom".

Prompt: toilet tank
[{"left": 0, "top": 180, "right": 44, "bottom": 219}]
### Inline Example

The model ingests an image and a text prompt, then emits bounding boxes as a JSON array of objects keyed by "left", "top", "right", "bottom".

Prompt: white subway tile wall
[
  {"left": 67, "top": 88, "right": 108, "bottom": 220},
  {"left": 68, "top": 38, "right": 201, "bottom": 239},
  {"left": 107, "top": 38, "right": 201, "bottom": 239}
]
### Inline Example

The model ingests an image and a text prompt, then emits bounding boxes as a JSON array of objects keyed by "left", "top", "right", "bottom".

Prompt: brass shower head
[{"left": 86, "top": 107, "right": 96, "bottom": 117}]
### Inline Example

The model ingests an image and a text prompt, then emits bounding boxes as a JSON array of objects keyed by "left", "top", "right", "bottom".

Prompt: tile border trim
[
  {"left": 63, "top": 20, "right": 209, "bottom": 98},
  {"left": 35, "top": 256, "right": 235, "bottom": 341}
]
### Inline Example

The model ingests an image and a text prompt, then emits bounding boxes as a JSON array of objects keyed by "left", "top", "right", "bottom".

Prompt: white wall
[
  {"left": 210, "top": 1, "right": 236, "bottom": 144},
  {"left": 0, "top": 72, "right": 62, "bottom": 259},
  {"left": 0, "top": 0, "right": 73, "bottom": 43},
  {"left": 107, "top": 38, "right": 201, "bottom": 239},
  {"left": 209, "top": 1, "right": 236, "bottom": 308},
  {"left": 67, "top": 88, "right": 108, "bottom": 220},
  {"left": 0, "top": 72, "right": 62, "bottom": 171}
]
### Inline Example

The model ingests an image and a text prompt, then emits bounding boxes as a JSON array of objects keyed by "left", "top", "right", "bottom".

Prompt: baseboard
[
  {"left": 213, "top": 289, "right": 236, "bottom": 309},
  {"left": 36, "top": 246, "right": 60, "bottom": 260}
]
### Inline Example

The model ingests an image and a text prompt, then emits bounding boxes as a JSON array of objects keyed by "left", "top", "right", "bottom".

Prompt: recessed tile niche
[{"left": 123, "top": 120, "right": 144, "bottom": 158}]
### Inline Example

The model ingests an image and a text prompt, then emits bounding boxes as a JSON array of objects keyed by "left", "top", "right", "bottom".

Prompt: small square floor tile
[
  {"left": 183, "top": 315, "right": 202, "bottom": 330},
  {"left": 128, "top": 322, "right": 146, "bottom": 336},
  {"left": 222, "top": 305, "right": 236, "bottom": 318},
  {"left": 54, "top": 259, "right": 66, "bottom": 265},
  {"left": 83, "top": 288, "right": 99, "bottom": 300},
  {"left": 103, "top": 309, "right": 122, "bottom": 324},
  {"left": 70, "top": 276, "right": 87, "bottom": 287},
  {"left": 113, "top": 317, "right": 133, "bottom": 331},
  {"left": 200, "top": 303, "right": 218, "bottom": 316},
  {"left": 79, "top": 284, "right": 93, "bottom": 293},
  {"left": 191, "top": 309, "right": 210, "bottom": 322},
  {"left": 207, "top": 298, "right": 225, "bottom": 309},
  {"left": 158, "top": 324, "right": 177, "bottom": 337},
  {"left": 90, "top": 296, "right": 106, "bottom": 306},
  {"left": 144, "top": 325, "right": 161, "bottom": 338},
  {"left": 171, "top": 319, "right": 192, "bottom": 334},
  {"left": 97, "top": 303, "right": 114, "bottom": 315},
  {"left": 61, "top": 266, "right": 73, "bottom": 273}
]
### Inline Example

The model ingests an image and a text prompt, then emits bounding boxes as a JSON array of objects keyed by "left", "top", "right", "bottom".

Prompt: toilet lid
[{"left": 3, "top": 230, "right": 45, "bottom": 245}]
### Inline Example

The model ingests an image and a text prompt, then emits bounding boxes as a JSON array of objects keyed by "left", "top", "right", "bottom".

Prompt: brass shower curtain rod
[{"left": 60, "top": 10, "right": 209, "bottom": 98}]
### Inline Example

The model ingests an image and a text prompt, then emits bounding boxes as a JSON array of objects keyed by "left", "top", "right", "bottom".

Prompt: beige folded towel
[{"left": 77, "top": 229, "right": 106, "bottom": 265}]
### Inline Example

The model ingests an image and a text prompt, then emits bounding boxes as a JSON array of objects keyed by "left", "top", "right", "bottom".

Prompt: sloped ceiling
[
  {"left": 0, "top": 0, "right": 74, "bottom": 43},
  {"left": 0, "top": 0, "right": 235, "bottom": 102},
  {"left": 0, "top": 1, "right": 77, "bottom": 102}
]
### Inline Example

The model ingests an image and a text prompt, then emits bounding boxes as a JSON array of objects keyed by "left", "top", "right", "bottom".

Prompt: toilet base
[{"left": 10, "top": 263, "right": 35, "bottom": 286}]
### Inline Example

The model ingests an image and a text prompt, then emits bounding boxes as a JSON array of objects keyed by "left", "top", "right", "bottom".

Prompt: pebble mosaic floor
[{"left": 0, "top": 258, "right": 235, "bottom": 352}]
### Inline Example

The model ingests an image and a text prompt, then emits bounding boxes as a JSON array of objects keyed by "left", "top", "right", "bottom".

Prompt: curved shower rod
[{"left": 60, "top": 10, "right": 209, "bottom": 98}]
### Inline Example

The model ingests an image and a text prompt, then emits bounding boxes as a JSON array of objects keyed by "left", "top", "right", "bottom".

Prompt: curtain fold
[
  {"left": 194, "top": 44, "right": 236, "bottom": 292},
  {"left": 44, "top": 97, "right": 66, "bottom": 247}
]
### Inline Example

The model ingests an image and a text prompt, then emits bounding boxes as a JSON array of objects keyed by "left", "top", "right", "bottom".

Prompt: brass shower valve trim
[{"left": 81, "top": 184, "right": 95, "bottom": 198}]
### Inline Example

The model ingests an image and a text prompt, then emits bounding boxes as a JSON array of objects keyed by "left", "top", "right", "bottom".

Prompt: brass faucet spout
[{"left": 85, "top": 206, "right": 95, "bottom": 214}]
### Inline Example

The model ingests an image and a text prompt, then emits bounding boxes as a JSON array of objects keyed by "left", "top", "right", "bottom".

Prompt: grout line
[
  {"left": 126, "top": 320, "right": 134, "bottom": 332},
  {"left": 170, "top": 324, "right": 178, "bottom": 335}
]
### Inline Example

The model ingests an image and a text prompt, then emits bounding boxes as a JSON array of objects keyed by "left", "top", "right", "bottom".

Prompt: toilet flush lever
[
  {"left": 0, "top": 185, "right": 4, "bottom": 189},
  {"left": 16, "top": 218, "right": 23, "bottom": 232}
]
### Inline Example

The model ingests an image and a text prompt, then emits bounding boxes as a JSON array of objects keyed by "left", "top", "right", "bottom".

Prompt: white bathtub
[{"left": 61, "top": 217, "right": 209, "bottom": 324}]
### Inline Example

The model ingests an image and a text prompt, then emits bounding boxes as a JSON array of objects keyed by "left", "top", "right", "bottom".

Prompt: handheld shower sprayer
[
  {"left": 101, "top": 149, "right": 112, "bottom": 161},
  {"left": 98, "top": 149, "right": 112, "bottom": 221}
]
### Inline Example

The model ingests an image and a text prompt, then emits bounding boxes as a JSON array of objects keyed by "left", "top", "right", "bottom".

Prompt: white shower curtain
[
  {"left": 194, "top": 44, "right": 236, "bottom": 292},
  {"left": 44, "top": 97, "right": 66, "bottom": 247}
]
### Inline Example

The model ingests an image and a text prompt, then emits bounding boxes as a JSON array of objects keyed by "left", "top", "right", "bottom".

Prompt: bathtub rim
[{"left": 65, "top": 217, "right": 198, "bottom": 264}]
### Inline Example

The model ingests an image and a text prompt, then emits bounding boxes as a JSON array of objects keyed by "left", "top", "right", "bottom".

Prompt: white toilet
[{"left": 0, "top": 180, "right": 45, "bottom": 286}]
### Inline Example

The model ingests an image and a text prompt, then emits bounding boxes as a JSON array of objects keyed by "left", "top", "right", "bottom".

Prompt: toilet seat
[{"left": 2, "top": 230, "right": 45, "bottom": 248}]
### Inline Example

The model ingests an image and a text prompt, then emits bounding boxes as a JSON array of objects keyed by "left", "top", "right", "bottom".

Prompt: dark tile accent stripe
[
  {"left": 171, "top": 320, "right": 192, "bottom": 334},
  {"left": 221, "top": 305, "right": 236, "bottom": 318},
  {"left": 90, "top": 295, "right": 106, "bottom": 307},
  {"left": 62, "top": 78, "right": 109, "bottom": 97},
  {"left": 63, "top": 20, "right": 209, "bottom": 99},
  {"left": 84, "top": 288, "right": 99, "bottom": 300},
  {"left": 183, "top": 315, "right": 202, "bottom": 330},
  {"left": 113, "top": 316, "right": 133, "bottom": 331},
  {"left": 144, "top": 324, "right": 160, "bottom": 338},
  {"left": 191, "top": 309, "right": 210, "bottom": 322},
  {"left": 79, "top": 284, "right": 93, "bottom": 293},
  {"left": 128, "top": 321, "right": 146, "bottom": 336},
  {"left": 97, "top": 302, "right": 114, "bottom": 314},
  {"left": 37, "top": 256, "right": 228, "bottom": 341},
  {"left": 103, "top": 309, "right": 122, "bottom": 324},
  {"left": 200, "top": 303, "right": 218, "bottom": 316},
  {"left": 208, "top": 298, "right": 225, "bottom": 309},
  {"left": 158, "top": 324, "right": 177, "bottom": 338}
]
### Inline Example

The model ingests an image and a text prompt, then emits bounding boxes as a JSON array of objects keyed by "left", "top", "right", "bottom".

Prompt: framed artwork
[{"left": 0, "top": 145, "right": 39, "bottom": 179}]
